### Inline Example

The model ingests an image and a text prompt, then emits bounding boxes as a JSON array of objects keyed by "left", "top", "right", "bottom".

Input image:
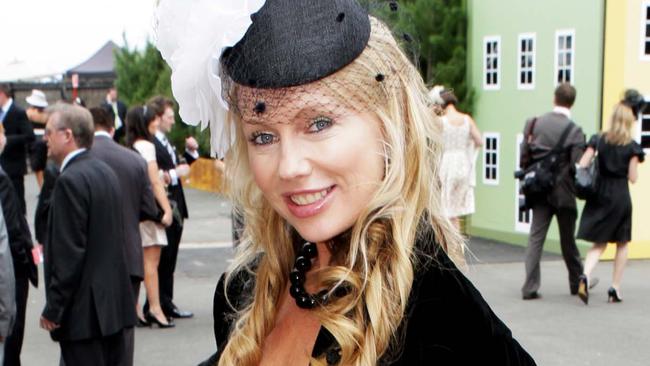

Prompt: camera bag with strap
[{"left": 520, "top": 119, "right": 574, "bottom": 197}]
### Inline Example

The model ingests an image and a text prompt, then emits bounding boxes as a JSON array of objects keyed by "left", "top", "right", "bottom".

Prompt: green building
[{"left": 466, "top": 0, "right": 606, "bottom": 252}]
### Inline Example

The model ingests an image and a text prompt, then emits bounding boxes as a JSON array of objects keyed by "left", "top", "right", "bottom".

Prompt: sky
[{"left": 1, "top": 0, "right": 156, "bottom": 79}]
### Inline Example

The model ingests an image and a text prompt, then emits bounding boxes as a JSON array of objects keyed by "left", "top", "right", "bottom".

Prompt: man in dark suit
[
  {"left": 146, "top": 96, "right": 193, "bottom": 319},
  {"left": 183, "top": 136, "right": 200, "bottom": 165},
  {"left": 0, "top": 84, "right": 35, "bottom": 215},
  {"left": 0, "top": 122, "right": 38, "bottom": 366},
  {"left": 88, "top": 107, "right": 160, "bottom": 365},
  {"left": 100, "top": 87, "right": 127, "bottom": 144},
  {"left": 40, "top": 103, "right": 135, "bottom": 365},
  {"left": 519, "top": 83, "right": 585, "bottom": 300}
]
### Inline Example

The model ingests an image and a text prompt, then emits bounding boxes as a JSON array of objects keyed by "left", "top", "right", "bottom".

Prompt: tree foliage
[
  {"left": 113, "top": 37, "right": 211, "bottom": 156},
  {"left": 363, "top": 0, "right": 473, "bottom": 112}
]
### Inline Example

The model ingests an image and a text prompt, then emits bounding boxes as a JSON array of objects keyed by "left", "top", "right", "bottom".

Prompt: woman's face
[
  {"left": 148, "top": 116, "right": 160, "bottom": 136},
  {"left": 240, "top": 85, "right": 386, "bottom": 244}
]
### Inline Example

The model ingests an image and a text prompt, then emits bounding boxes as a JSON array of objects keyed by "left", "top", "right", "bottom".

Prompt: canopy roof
[{"left": 66, "top": 41, "right": 118, "bottom": 77}]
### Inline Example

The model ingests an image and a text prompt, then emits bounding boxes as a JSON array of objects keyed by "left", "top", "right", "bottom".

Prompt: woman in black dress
[
  {"left": 157, "top": 1, "right": 535, "bottom": 364},
  {"left": 576, "top": 102, "right": 644, "bottom": 304}
]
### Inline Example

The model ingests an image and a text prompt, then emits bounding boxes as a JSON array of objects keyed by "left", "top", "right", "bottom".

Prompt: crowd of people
[
  {"left": 0, "top": 83, "right": 202, "bottom": 365},
  {"left": 430, "top": 82, "right": 645, "bottom": 306}
]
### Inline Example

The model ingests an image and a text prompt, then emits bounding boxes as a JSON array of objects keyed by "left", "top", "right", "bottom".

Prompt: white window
[
  {"left": 555, "top": 30, "right": 575, "bottom": 85},
  {"left": 636, "top": 98, "right": 650, "bottom": 150},
  {"left": 483, "top": 133, "right": 500, "bottom": 185},
  {"left": 641, "top": 1, "right": 650, "bottom": 60},
  {"left": 517, "top": 33, "right": 536, "bottom": 90},
  {"left": 483, "top": 36, "right": 501, "bottom": 90},
  {"left": 515, "top": 134, "right": 532, "bottom": 232}
]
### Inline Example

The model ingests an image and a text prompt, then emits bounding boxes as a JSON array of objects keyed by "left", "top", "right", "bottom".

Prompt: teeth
[{"left": 290, "top": 189, "right": 328, "bottom": 206}]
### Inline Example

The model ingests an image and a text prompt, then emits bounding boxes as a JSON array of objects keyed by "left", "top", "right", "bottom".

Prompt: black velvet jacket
[{"left": 206, "top": 232, "right": 536, "bottom": 365}]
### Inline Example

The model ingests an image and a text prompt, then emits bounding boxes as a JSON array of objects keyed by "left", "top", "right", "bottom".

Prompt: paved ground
[{"left": 19, "top": 175, "right": 650, "bottom": 365}]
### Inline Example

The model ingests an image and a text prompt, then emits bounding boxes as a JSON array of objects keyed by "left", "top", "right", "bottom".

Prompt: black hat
[
  {"left": 622, "top": 89, "right": 646, "bottom": 119},
  {"left": 222, "top": 0, "right": 372, "bottom": 89}
]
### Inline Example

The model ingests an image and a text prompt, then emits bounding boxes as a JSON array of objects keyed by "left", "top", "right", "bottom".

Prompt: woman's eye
[
  {"left": 308, "top": 117, "right": 333, "bottom": 133},
  {"left": 250, "top": 132, "right": 276, "bottom": 146}
]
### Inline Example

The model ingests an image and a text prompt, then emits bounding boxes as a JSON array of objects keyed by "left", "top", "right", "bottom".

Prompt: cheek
[
  {"left": 248, "top": 152, "right": 276, "bottom": 196},
  {"left": 334, "top": 124, "right": 385, "bottom": 186}
]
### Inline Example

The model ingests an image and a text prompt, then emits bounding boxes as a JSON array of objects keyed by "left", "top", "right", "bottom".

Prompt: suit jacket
[
  {"left": 101, "top": 100, "right": 127, "bottom": 143},
  {"left": 89, "top": 135, "right": 160, "bottom": 280},
  {"left": 520, "top": 111, "right": 585, "bottom": 209},
  {"left": 211, "top": 231, "right": 536, "bottom": 365},
  {"left": 0, "top": 208, "right": 16, "bottom": 338},
  {"left": 153, "top": 137, "right": 189, "bottom": 220},
  {"left": 0, "top": 102, "right": 35, "bottom": 177},
  {"left": 42, "top": 153, "right": 135, "bottom": 342},
  {"left": 0, "top": 167, "right": 37, "bottom": 286},
  {"left": 183, "top": 150, "right": 199, "bottom": 166},
  {"left": 34, "top": 163, "right": 60, "bottom": 244}
]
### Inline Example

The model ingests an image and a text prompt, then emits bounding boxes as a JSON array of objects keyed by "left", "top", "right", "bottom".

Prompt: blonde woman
[
  {"left": 157, "top": 0, "right": 534, "bottom": 364},
  {"left": 576, "top": 100, "right": 645, "bottom": 304}
]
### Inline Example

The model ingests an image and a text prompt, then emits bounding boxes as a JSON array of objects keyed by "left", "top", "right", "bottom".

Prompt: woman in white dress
[
  {"left": 126, "top": 106, "right": 174, "bottom": 328},
  {"left": 434, "top": 89, "right": 483, "bottom": 226},
  {"left": 432, "top": 89, "right": 483, "bottom": 267}
]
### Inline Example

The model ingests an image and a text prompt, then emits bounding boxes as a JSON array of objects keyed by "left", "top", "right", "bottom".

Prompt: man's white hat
[{"left": 25, "top": 89, "right": 48, "bottom": 108}]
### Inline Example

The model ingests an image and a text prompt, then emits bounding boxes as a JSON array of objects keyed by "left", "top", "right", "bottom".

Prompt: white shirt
[
  {"left": 552, "top": 106, "right": 572, "bottom": 119},
  {"left": 60, "top": 148, "right": 87, "bottom": 172},
  {"left": 106, "top": 98, "right": 123, "bottom": 130},
  {"left": 155, "top": 131, "right": 179, "bottom": 185},
  {"left": 94, "top": 131, "right": 112, "bottom": 139},
  {"left": 0, "top": 98, "right": 13, "bottom": 122}
]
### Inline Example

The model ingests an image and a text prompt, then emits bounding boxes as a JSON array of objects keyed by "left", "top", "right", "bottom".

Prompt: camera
[{"left": 514, "top": 170, "right": 525, "bottom": 180}]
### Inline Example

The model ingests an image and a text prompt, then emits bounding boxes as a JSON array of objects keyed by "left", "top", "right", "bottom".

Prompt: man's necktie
[
  {"left": 162, "top": 136, "right": 177, "bottom": 165},
  {"left": 112, "top": 103, "right": 123, "bottom": 130},
  {"left": 0, "top": 108, "right": 5, "bottom": 123}
]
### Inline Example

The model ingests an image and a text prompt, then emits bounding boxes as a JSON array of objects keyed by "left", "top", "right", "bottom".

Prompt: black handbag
[{"left": 575, "top": 137, "right": 600, "bottom": 200}]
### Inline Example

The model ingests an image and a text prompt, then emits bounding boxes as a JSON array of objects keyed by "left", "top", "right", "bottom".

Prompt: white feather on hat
[{"left": 155, "top": 0, "right": 266, "bottom": 158}]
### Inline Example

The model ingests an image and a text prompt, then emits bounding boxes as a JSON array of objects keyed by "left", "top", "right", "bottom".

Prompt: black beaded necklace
[
  {"left": 289, "top": 242, "right": 326, "bottom": 309},
  {"left": 289, "top": 241, "right": 350, "bottom": 310}
]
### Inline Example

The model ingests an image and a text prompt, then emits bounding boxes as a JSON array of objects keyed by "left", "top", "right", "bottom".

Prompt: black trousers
[
  {"left": 3, "top": 266, "right": 29, "bottom": 366},
  {"left": 9, "top": 175, "right": 25, "bottom": 215},
  {"left": 158, "top": 219, "right": 183, "bottom": 314},
  {"left": 60, "top": 330, "right": 128, "bottom": 366},
  {"left": 522, "top": 202, "right": 583, "bottom": 296},
  {"left": 122, "top": 278, "right": 140, "bottom": 366}
]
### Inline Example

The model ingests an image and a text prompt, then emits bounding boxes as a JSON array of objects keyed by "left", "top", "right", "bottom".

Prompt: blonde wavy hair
[
  {"left": 218, "top": 18, "right": 462, "bottom": 366},
  {"left": 605, "top": 103, "right": 636, "bottom": 146}
]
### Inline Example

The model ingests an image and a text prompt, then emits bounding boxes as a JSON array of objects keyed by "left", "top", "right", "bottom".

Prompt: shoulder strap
[
  {"left": 526, "top": 117, "right": 538, "bottom": 142},
  {"left": 551, "top": 123, "right": 574, "bottom": 154}
]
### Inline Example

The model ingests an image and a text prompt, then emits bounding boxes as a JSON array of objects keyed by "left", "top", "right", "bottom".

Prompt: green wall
[{"left": 467, "top": 0, "right": 605, "bottom": 252}]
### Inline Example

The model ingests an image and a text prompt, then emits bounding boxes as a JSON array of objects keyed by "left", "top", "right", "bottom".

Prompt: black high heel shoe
[
  {"left": 136, "top": 315, "right": 150, "bottom": 328},
  {"left": 146, "top": 312, "right": 175, "bottom": 328},
  {"left": 577, "top": 275, "right": 589, "bottom": 305},
  {"left": 607, "top": 287, "right": 622, "bottom": 303}
]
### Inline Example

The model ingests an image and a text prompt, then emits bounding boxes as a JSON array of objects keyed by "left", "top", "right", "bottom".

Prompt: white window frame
[
  {"left": 483, "top": 36, "right": 501, "bottom": 90},
  {"left": 514, "top": 134, "right": 532, "bottom": 233},
  {"left": 483, "top": 132, "right": 500, "bottom": 185},
  {"left": 635, "top": 97, "right": 650, "bottom": 151},
  {"left": 554, "top": 29, "right": 575, "bottom": 85},
  {"left": 517, "top": 33, "right": 536, "bottom": 90},
  {"left": 641, "top": 1, "right": 650, "bottom": 61}
]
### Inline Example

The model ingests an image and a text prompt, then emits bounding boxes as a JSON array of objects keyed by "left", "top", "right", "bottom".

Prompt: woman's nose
[{"left": 277, "top": 140, "right": 312, "bottom": 180}]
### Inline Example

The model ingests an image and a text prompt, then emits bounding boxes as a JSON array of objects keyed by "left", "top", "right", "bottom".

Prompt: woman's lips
[{"left": 284, "top": 185, "right": 336, "bottom": 218}]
